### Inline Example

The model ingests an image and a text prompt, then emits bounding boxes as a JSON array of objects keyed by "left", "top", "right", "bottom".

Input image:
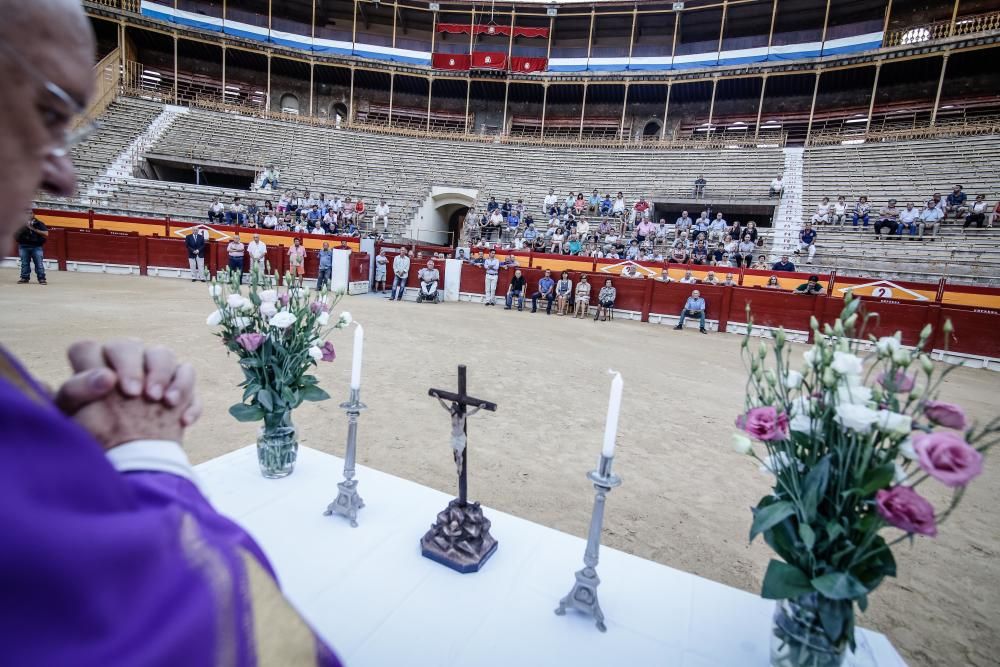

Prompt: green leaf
[
  {"left": 817, "top": 596, "right": 853, "bottom": 645},
  {"left": 826, "top": 521, "right": 846, "bottom": 542},
  {"left": 249, "top": 291, "right": 261, "bottom": 306},
  {"left": 240, "top": 357, "right": 263, "bottom": 368},
  {"left": 798, "top": 524, "right": 816, "bottom": 551},
  {"left": 750, "top": 501, "right": 796, "bottom": 543},
  {"left": 858, "top": 463, "right": 895, "bottom": 496},
  {"left": 801, "top": 455, "right": 831, "bottom": 522},
  {"left": 300, "top": 375, "right": 320, "bottom": 385},
  {"left": 300, "top": 384, "right": 330, "bottom": 402},
  {"left": 242, "top": 384, "right": 258, "bottom": 402},
  {"left": 257, "top": 388, "right": 274, "bottom": 412},
  {"left": 761, "top": 560, "right": 815, "bottom": 600},
  {"left": 229, "top": 403, "right": 265, "bottom": 422},
  {"left": 811, "top": 572, "right": 868, "bottom": 600}
]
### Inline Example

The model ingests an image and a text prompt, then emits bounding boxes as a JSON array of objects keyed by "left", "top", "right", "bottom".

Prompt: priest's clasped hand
[{"left": 54, "top": 338, "right": 202, "bottom": 451}]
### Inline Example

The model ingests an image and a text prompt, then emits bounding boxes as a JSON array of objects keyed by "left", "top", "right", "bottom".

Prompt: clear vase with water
[
  {"left": 771, "top": 594, "right": 849, "bottom": 667},
  {"left": 256, "top": 411, "right": 298, "bottom": 479}
]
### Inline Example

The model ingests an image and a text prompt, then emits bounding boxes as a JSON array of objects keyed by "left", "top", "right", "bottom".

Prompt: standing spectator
[
  {"left": 831, "top": 196, "right": 848, "bottom": 225},
  {"left": 374, "top": 199, "right": 390, "bottom": 232},
  {"left": 288, "top": 237, "right": 306, "bottom": 288},
  {"left": 736, "top": 234, "right": 756, "bottom": 268},
  {"left": 530, "top": 269, "right": 556, "bottom": 314},
  {"left": 797, "top": 222, "right": 817, "bottom": 263},
  {"left": 208, "top": 198, "right": 225, "bottom": 223},
  {"left": 674, "top": 289, "right": 707, "bottom": 333},
  {"left": 416, "top": 260, "right": 440, "bottom": 303},
  {"left": 246, "top": 233, "right": 267, "bottom": 278},
  {"left": 374, "top": 249, "right": 388, "bottom": 293},
  {"left": 555, "top": 271, "right": 573, "bottom": 315},
  {"left": 876, "top": 199, "right": 900, "bottom": 238},
  {"left": 259, "top": 164, "right": 279, "bottom": 190},
  {"left": 226, "top": 233, "right": 245, "bottom": 281},
  {"left": 594, "top": 279, "right": 616, "bottom": 321},
  {"left": 574, "top": 275, "right": 591, "bottom": 318},
  {"left": 316, "top": 241, "right": 333, "bottom": 291},
  {"left": 483, "top": 249, "right": 500, "bottom": 306},
  {"left": 505, "top": 269, "right": 527, "bottom": 311},
  {"left": 919, "top": 200, "right": 944, "bottom": 239},
  {"left": 772, "top": 254, "right": 796, "bottom": 272},
  {"left": 15, "top": 217, "right": 48, "bottom": 285},
  {"left": 853, "top": 196, "right": 870, "bottom": 228},
  {"left": 768, "top": 174, "right": 784, "bottom": 198},
  {"left": 812, "top": 197, "right": 831, "bottom": 225},
  {"left": 965, "top": 194, "right": 988, "bottom": 228},
  {"left": 390, "top": 248, "right": 410, "bottom": 301},
  {"left": 946, "top": 184, "right": 968, "bottom": 219},
  {"left": 184, "top": 228, "right": 205, "bottom": 283},
  {"left": 502, "top": 198, "right": 513, "bottom": 217},
  {"left": 794, "top": 275, "right": 824, "bottom": 295},
  {"left": 694, "top": 174, "right": 707, "bottom": 198},
  {"left": 898, "top": 202, "right": 920, "bottom": 237}
]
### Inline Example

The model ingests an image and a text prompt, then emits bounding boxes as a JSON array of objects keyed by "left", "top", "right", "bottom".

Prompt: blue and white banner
[{"left": 140, "top": 2, "right": 883, "bottom": 73}]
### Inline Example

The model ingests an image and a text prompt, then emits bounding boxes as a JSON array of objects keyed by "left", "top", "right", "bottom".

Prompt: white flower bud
[
  {"left": 920, "top": 354, "right": 933, "bottom": 374},
  {"left": 732, "top": 434, "right": 753, "bottom": 455}
]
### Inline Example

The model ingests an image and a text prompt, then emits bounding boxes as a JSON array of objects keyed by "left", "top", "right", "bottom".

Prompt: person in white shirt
[
  {"left": 674, "top": 211, "right": 693, "bottom": 239},
  {"left": 612, "top": 192, "right": 626, "bottom": 217},
  {"left": 332, "top": 196, "right": 344, "bottom": 214},
  {"left": 898, "top": 202, "right": 920, "bottom": 237},
  {"left": 679, "top": 270, "right": 698, "bottom": 284},
  {"left": 812, "top": 197, "right": 831, "bottom": 225},
  {"left": 208, "top": 199, "right": 225, "bottom": 223},
  {"left": 964, "top": 194, "right": 989, "bottom": 229},
  {"left": 831, "top": 196, "right": 847, "bottom": 225},
  {"left": 707, "top": 213, "right": 727, "bottom": 241},
  {"left": 918, "top": 200, "right": 944, "bottom": 239},
  {"left": 769, "top": 175, "right": 784, "bottom": 198},
  {"left": 389, "top": 248, "right": 411, "bottom": 301},
  {"left": 246, "top": 234, "right": 267, "bottom": 278},
  {"left": 482, "top": 249, "right": 501, "bottom": 306},
  {"left": 262, "top": 212, "right": 278, "bottom": 229},
  {"left": 226, "top": 197, "right": 245, "bottom": 226},
  {"left": 374, "top": 199, "right": 390, "bottom": 232},
  {"left": 259, "top": 165, "right": 279, "bottom": 190},
  {"left": 543, "top": 188, "right": 558, "bottom": 216}
]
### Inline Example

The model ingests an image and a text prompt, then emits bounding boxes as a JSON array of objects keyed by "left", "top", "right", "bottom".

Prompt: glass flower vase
[
  {"left": 256, "top": 412, "right": 298, "bottom": 479},
  {"left": 770, "top": 594, "right": 849, "bottom": 667}
]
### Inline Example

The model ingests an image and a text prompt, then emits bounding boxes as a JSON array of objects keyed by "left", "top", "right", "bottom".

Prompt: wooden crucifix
[{"left": 429, "top": 364, "right": 497, "bottom": 506}]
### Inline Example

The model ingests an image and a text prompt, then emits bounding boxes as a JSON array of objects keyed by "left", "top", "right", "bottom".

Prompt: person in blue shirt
[
  {"left": 946, "top": 184, "right": 968, "bottom": 219},
  {"left": 316, "top": 241, "right": 333, "bottom": 290},
  {"left": 487, "top": 197, "right": 499, "bottom": 213},
  {"left": 507, "top": 211, "right": 520, "bottom": 238},
  {"left": 530, "top": 269, "right": 556, "bottom": 314},
  {"left": 524, "top": 223, "right": 538, "bottom": 244},
  {"left": 588, "top": 189, "right": 601, "bottom": 213},
  {"left": 306, "top": 204, "right": 322, "bottom": 229},
  {"left": 797, "top": 223, "right": 817, "bottom": 263},
  {"left": 674, "top": 290, "right": 708, "bottom": 334},
  {"left": 772, "top": 254, "right": 796, "bottom": 272},
  {"left": 501, "top": 198, "right": 512, "bottom": 216},
  {"left": 600, "top": 194, "right": 613, "bottom": 217}
]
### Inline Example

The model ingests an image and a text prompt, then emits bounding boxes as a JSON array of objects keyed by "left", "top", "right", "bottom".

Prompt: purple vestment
[{"left": 0, "top": 348, "right": 341, "bottom": 666}]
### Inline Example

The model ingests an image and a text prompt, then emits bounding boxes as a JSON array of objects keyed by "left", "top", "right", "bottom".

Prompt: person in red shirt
[{"left": 630, "top": 196, "right": 650, "bottom": 227}]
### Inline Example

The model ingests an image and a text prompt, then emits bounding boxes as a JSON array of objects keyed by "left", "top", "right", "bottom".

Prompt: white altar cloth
[{"left": 196, "top": 446, "right": 907, "bottom": 667}]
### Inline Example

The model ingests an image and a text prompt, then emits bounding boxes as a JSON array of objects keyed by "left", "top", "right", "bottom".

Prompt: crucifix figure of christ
[{"left": 421, "top": 365, "right": 499, "bottom": 573}]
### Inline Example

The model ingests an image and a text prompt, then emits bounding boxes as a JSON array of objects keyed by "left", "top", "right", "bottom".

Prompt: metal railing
[
  {"left": 808, "top": 116, "right": 1000, "bottom": 146},
  {"left": 884, "top": 9, "right": 1000, "bottom": 47}
]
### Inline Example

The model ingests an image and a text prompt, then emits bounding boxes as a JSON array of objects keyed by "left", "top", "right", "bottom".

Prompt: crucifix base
[
  {"left": 555, "top": 566, "right": 606, "bottom": 632},
  {"left": 420, "top": 499, "right": 498, "bottom": 574},
  {"left": 323, "top": 479, "right": 365, "bottom": 528}
]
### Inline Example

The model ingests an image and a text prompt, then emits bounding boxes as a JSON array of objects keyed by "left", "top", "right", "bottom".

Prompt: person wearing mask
[
  {"left": 674, "top": 289, "right": 708, "bottom": 333},
  {"left": 184, "top": 228, "right": 205, "bottom": 283},
  {"left": 483, "top": 249, "right": 500, "bottom": 306}
]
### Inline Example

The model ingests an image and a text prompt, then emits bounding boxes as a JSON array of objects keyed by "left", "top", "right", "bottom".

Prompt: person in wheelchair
[{"left": 416, "top": 259, "right": 441, "bottom": 303}]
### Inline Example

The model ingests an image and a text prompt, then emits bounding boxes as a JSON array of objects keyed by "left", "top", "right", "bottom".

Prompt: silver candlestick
[
  {"left": 324, "top": 387, "right": 366, "bottom": 527},
  {"left": 555, "top": 454, "right": 622, "bottom": 632}
]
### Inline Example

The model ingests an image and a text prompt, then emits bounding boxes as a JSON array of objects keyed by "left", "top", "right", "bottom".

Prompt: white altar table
[{"left": 196, "top": 446, "right": 907, "bottom": 667}]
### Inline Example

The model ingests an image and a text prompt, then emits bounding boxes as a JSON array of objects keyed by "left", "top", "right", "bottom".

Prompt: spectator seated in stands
[
  {"left": 744, "top": 220, "right": 760, "bottom": 244},
  {"left": 471, "top": 251, "right": 485, "bottom": 267},
  {"left": 574, "top": 194, "right": 587, "bottom": 216},
  {"left": 946, "top": 184, "right": 968, "bottom": 219},
  {"left": 832, "top": 196, "right": 848, "bottom": 225},
  {"left": 772, "top": 254, "right": 796, "bottom": 272},
  {"left": 655, "top": 218, "right": 670, "bottom": 241},
  {"left": 567, "top": 234, "right": 583, "bottom": 256},
  {"left": 765, "top": 275, "right": 781, "bottom": 289},
  {"left": 694, "top": 174, "right": 706, "bottom": 198},
  {"left": 523, "top": 222, "right": 538, "bottom": 246},
  {"left": 693, "top": 214, "right": 711, "bottom": 238},
  {"left": 893, "top": 201, "right": 919, "bottom": 238},
  {"left": 600, "top": 194, "right": 613, "bottom": 216},
  {"left": 636, "top": 217, "right": 655, "bottom": 242},
  {"left": 723, "top": 273, "right": 737, "bottom": 287},
  {"left": 812, "top": 197, "right": 831, "bottom": 225},
  {"left": 797, "top": 222, "right": 817, "bottom": 263},
  {"left": 711, "top": 243, "right": 728, "bottom": 267},
  {"left": 549, "top": 227, "right": 566, "bottom": 254},
  {"left": 416, "top": 260, "right": 440, "bottom": 303},
  {"left": 674, "top": 211, "right": 692, "bottom": 239},
  {"left": 574, "top": 275, "right": 591, "bottom": 317},
  {"left": 259, "top": 164, "right": 279, "bottom": 190},
  {"left": 752, "top": 254, "right": 769, "bottom": 270},
  {"left": 769, "top": 174, "right": 784, "bottom": 199},
  {"left": 630, "top": 196, "right": 650, "bottom": 225},
  {"left": 703, "top": 271, "right": 719, "bottom": 286},
  {"left": 501, "top": 198, "right": 513, "bottom": 217},
  {"left": 530, "top": 269, "right": 556, "bottom": 314},
  {"left": 503, "top": 253, "right": 519, "bottom": 268},
  {"left": 374, "top": 199, "right": 390, "bottom": 231},
  {"left": 306, "top": 204, "right": 322, "bottom": 229},
  {"left": 919, "top": 199, "right": 944, "bottom": 239},
  {"left": 708, "top": 213, "right": 727, "bottom": 241},
  {"left": 588, "top": 189, "right": 601, "bottom": 213},
  {"left": 680, "top": 270, "right": 698, "bottom": 284},
  {"left": 612, "top": 192, "right": 626, "bottom": 217},
  {"left": 594, "top": 279, "right": 616, "bottom": 322},
  {"left": 505, "top": 269, "right": 527, "bottom": 311},
  {"left": 853, "top": 196, "right": 870, "bottom": 228},
  {"left": 674, "top": 290, "right": 708, "bottom": 334},
  {"left": 875, "top": 199, "right": 900, "bottom": 238},
  {"left": 208, "top": 198, "right": 225, "bottom": 223},
  {"left": 487, "top": 196, "right": 499, "bottom": 214},
  {"left": 226, "top": 197, "right": 245, "bottom": 226},
  {"left": 965, "top": 195, "right": 989, "bottom": 228},
  {"left": 625, "top": 239, "right": 640, "bottom": 261},
  {"left": 506, "top": 210, "right": 521, "bottom": 239},
  {"left": 486, "top": 209, "right": 504, "bottom": 240},
  {"left": 691, "top": 239, "right": 709, "bottom": 265},
  {"left": 736, "top": 234, "right": 756, "bottom": 268},
  {"left": 543, "top": 189, "right": 558, "bottom": 216},
  {"left": 794, "top": 275, "right": 824, "bottom": 295},
  {"left": 621, "top": 265, "right": 643, "bottom": 279},
  {"left": 575, "top": 216, "right": 589, "bottom": 241},
  {"left": 353, "top": 198, "right": 366, "bottom": 225},
  {"left": 555, "top": 271, "right": 573, "bottom": 315},
  {"left": 668, "top": 238, "right": 689, "bottom": 264}
]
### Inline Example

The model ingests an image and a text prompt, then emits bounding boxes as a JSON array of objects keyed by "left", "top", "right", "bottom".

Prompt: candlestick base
[
  {"left": 420, "top": 499, "right": 498, "bottom": 573},
  {"left": 555, "top": 566, "right": 606, "bottom": 632},
  {"left": 323, "top": 479, "right": 365, "bottom": 527}
]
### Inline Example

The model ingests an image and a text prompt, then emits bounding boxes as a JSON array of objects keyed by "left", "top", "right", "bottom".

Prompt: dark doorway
[
  {"left": 448, "top": 206, "right": 470, "bottom": 247},
  {"left": 642, "top": 120, "right": 662, "bottom": 137},
  {"left": 331, "top": 102, "right": 348, "bottom": 120}
]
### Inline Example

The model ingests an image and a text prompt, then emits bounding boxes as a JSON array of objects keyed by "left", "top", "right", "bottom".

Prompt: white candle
[
  {"left": 350, "top": 323, "right": 364, "bottom": 390},
  {"left": 601, "top": 371, "right": 623, "bottom": 458}
]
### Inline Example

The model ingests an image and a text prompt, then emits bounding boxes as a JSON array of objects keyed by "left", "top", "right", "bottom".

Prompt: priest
[{"left": 0, "top": 1, "right": 339, "bottom": 664}]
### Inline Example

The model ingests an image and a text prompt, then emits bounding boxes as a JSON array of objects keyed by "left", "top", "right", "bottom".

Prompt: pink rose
[
  {"left": 278, "top": 293, "right": 291, "bottom": 307},
  {"left": 321, "top": 340, "right": 336, "bottom": 362},
  {"left": 310, "top": 301, "right": 330, "bottom": 314},
  {"left": 235, "top": 332, "right": 266, "bottom": 353},
  {"left": 913, "top": 431, "right": 983, "bottom": 487},
  {"left": 922, "top": 401, "right": 967, "bottom": 430},
  {"left": 876, "top": 486, "right": 937, "bottom": 536},
  {"left": 737, "top": 406, "right": 789, "bottom": 442},
  {"left": 877, "top": 370, "right": 915, "bottom": 393}
]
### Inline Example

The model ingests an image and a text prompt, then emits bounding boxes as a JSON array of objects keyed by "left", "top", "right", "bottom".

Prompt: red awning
[
  {"left": 431, "top": 53, "right": 471, "bottom": 70},
  {"left": 471, "top": 51, "right": 507, "bottom": 70},
  {"left": 510, "top": 56, "right": 548, "bottom": 73}
]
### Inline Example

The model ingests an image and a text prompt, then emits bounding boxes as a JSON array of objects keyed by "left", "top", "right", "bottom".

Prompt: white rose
[
  {"left": 790, "top": 413, "right": 822, "bottom": 436},
  {"left": 875, "top": 410, "right": 912, "bottom": 436},
  {"left": 876, "top": 335, "right": 901, "bottom": 356},
  {"left": 258, "top": 289, "right": 278, "bottom": 303},
  {"left": 892, "top": 348, "right": 912, "bottom": 366},
  {"left": 269, "top": 311, "right": 297, "bottom": 329},
  {"left": 831, "top": 351, "right": 864, "bottom": 376},
  {"left": 231, "top": 317, "right": 251, "bottom": 330},
  {"left": 259, "top": 302, "right": 278, "bottom": 318},
  {"left": 836, "top": 384, "right": 872, "bottom": 405},
  {"left": 788, "top": 396, "right": 814, "bottom": 417},
  {"left": 732, "top": 434, "right": 753, "bottom": 455},
  {"left": 835, "top": 404, "right": 880, "bottom": 433},
  {"left": 206, "top": 310, "right": 224, "bottom": 326},
  {"left": 898, "top": 437, "right": 917, "bottom": 460},
  {"left": 338, "top": 311, "right": 353, "bottom": 327},
  {"left": 784, "top": 370, "right": 803, "bottom": 390},
  {"left": 803, "top": 347, "right": 821, "bottom": 368},
  {"left": 226, "top": 294, "right": 247, "bottom": 309},
  {"left": 317, "top": 311, "right": 330, "bottom": 326},
  {"left": 308, "top": 346, "right": 324, "bottom": 362},
  {"left": 893, "top": 462, "right": 912, "bottom": 486},
  {"left": 208, "top": 284, "right": 222, "bottom": 297},
  {"left": 759, "top": 452, "right": 803, "bottom": 475}
]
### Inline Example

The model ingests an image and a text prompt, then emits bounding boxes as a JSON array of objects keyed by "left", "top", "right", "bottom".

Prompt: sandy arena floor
[{"left": 2, "top": 267, "right": 997, "bottom": 667}]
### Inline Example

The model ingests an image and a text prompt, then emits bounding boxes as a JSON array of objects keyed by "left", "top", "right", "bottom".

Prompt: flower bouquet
[
  {"left": 733, "top": 295, "right": 997, "bottom": 667},
  {"left": 207, "top": 268, "right": 352, "bottom": 478}
]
